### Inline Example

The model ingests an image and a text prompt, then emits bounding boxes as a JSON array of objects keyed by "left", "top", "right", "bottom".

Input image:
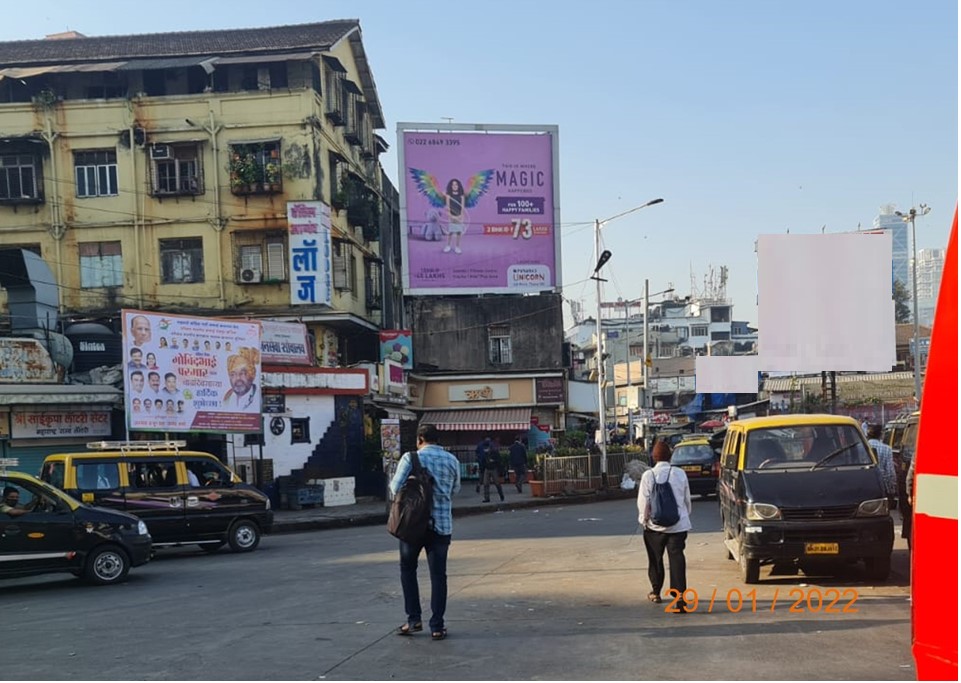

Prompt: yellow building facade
[{"left": 0, "top": 21, "right": 394, "bottom": 364}]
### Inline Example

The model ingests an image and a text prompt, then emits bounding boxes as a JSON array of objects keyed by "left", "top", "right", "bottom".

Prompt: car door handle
[{"left": 4, "top": 525, "right": 20, "bottom": 535}]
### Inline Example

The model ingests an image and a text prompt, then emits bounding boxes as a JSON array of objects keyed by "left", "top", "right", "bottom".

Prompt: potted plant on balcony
[{"left": 265, "top": 162, "right": 281, "bottom": 192}]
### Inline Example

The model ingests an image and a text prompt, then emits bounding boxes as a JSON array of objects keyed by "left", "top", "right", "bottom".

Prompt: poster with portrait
[
  {"left": 121, "top": 309, "right": 262, "bottom": 433},
  {"left": 380, "top": 418, "right": 401, "bottom": 471},
  {"left": 399, "top": 124, "right": 561, "bottom": 295}
]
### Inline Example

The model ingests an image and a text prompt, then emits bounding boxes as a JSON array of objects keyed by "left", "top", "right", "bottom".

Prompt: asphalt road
[{"left": 0, "top": 497, "right": 914, "bottom": 680}]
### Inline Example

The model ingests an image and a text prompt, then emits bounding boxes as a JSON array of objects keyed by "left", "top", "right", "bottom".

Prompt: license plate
[
  {"left": 682, "top": 465, "right": 701, "bottom": 474},
  {"left": 805, "top": 542, "right": 839, "bottom": 555}
]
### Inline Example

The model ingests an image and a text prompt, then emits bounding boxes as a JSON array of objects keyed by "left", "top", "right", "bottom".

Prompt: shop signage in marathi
[
  {"left": 262, "top": 394, "right": 286, "bottom": 414},
  {"left": 449, "top": 383, "right": 509, "bottom": 402},
  {"left": 12, "top": 408, "right": 111, "bottom": 439},
  {"left": 288, "top": 201, "right": 333, "bottom": 307},
  {"left": 261, "top": 320, "right": 312, "bottom": 365},
  {"left": 534, "top": 377, "right": 564, "bottom": 403}
]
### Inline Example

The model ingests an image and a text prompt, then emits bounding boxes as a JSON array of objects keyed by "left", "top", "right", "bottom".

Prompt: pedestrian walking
[
  {"left": 509, "top": 436, "right": 528, "bottom": 493},
  {"left": 389, "top": 423, "right": 460, "bottom": 641},
  {"left": 866, "top": 424, "right": 898, "bottom": 505},
  {"left": 480, "top": 436, "right": 504, "bottom": 502},
  {"left": 474, "top": 435, "right": 491, "bottom": 494},
  {"left": 637, "top": 439, "right": 692, "bottom": 612}
]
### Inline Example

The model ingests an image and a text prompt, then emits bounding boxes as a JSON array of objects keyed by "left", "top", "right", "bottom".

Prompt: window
[
  {"left": 489, "top": 325, "right": 512, "bottom": 364},
  {"left": 290, "top": 417, "right": 311, "bottom": 444},
  {"left": 235, "top": 234, "right": 286, "bottom": 283},
  {"left": 151, "top": 143, "right": 203, "bottom": 196},
  {"left": 160, "top": 238, "right": 204, "bottom": 284},
  {"left": 365, "top": 259, "right": 382, "bottom": 309},
  {"left": 674, "top": 326, "right": 689, "bottom": 340},
  {"left": 324, "top": 62, "right": 345, "bottom": 123},
  {"left": 76, "top": 462, "right": 120, "bottom": 491},
  {"left": 79, "top": 241, "right": 123, "bottom": 288},
  {"left": 710, "top": 306, "right": 731, "bottom": 323},
  {"left": 228, "top": 141, "right": 281, "bottom": 194},
  {"left": 85, "top": 85, "right": 126, "bottom": 99},
  {"left": 75, "top": 150, "right": 118, "bottom": 197},
  {"left": 332, "top": 240, "right": 354, "bottom": 291},
  {"left": 0, "top": 154, "right": 40, "bottom": 201},
  {"left": 349, "top": 253, "right": 358, "bottom": 298},
  {"left": 691, "top": 325, "right": 708, "bottom": 337},
  {"left": 711, "top": 331, "right": 731, "bottom": 341},
  {"left": 128, "top": 460, "right": 178, "bottom": 488},
  {"left": 183, "top": 458, "right": 229, "bottom": 488},
  {"left": 241, "top": 63, "right": 288, "bottom": 91}
]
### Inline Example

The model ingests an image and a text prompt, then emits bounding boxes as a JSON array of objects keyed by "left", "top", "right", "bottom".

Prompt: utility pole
[{"left": 896, "top": 204, "right": 930, "bottom": 405}]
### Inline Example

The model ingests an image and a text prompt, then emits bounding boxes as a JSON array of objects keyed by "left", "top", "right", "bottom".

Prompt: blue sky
[{"left": 3, "top": 0, "right": 956, "bottom": 327}]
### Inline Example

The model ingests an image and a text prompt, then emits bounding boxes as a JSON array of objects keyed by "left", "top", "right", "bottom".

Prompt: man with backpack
[
  {"left": 389, "top": 423, "right": 461, "bottom": 641},
  {"left": 637, "top": 439, "right": 692, "bottom": 612}
]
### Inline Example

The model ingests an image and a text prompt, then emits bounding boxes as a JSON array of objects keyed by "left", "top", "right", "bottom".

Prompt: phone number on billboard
[{"left": 407, "top": 138, "right": 460, "bottom": 146}]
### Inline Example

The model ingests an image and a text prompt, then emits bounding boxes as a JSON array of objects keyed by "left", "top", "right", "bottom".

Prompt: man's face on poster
[
  {"left": 130, "top": 373, "right": 144, "bottom": 392},
  {"left": 148, "top": 373, "right": 161, "bottom": 392},
  {"left": 229, "top": 366, "right": 254, "bottom": 397},
  {"left": 131, "top": 316, "right": 151, "bottom": 346}
]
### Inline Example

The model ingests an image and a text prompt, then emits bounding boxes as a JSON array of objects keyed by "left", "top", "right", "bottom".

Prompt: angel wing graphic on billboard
[{"left": 409, "top": 168, "right": 494, "bottom": 209}]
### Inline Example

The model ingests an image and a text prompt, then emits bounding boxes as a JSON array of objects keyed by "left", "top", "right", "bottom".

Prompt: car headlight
[
  {"left": 856, "top": 498, "right": 889, "bottom": 517},
  {"left": 137, "top": 520, "right": 149, "bottom": 536},
  {"left": 746, "top": 502, "right": 782, "bottom": 521}
]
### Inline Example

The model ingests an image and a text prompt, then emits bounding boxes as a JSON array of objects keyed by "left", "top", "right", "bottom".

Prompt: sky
[{"left": 2, "top": 0, "right": 956, "bottom": 328}]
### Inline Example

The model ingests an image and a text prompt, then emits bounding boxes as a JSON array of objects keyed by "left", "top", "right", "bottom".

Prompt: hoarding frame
[{"left": 397, "top": 122, "right": 562, "bottom": 296}]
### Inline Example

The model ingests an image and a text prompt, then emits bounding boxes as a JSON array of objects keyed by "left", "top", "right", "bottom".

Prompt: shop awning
[{"left": 420, "top": 408, "right": 532, "bottom": 431}]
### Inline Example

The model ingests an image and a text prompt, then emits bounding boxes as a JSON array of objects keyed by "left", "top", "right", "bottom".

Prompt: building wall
[
  {"left": 409, "top": 292, "right": 563, "bottom": 372},
  {"left": 0, "top": 50, "right": 387, "bottom": 326}
]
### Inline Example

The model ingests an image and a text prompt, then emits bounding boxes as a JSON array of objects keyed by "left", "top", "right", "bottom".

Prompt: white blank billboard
[
  {"left": 695, "top": 355, "right": 761, "bottom": 393},
  {"left": 757, "top": 232, "right": 895, "bottom": 372}
]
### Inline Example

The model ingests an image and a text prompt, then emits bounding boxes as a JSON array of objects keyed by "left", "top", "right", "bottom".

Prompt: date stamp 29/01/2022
[{"left": 663, "top": 588, "right": 860, "bottom": 614}]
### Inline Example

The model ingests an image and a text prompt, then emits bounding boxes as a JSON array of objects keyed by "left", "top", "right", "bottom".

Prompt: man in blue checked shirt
[{"left": 389, "top": 423, "right": 461, "bottom": 641}]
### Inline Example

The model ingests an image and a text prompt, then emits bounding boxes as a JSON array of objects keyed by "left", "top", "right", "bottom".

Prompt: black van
[
  {"left": 42, "top": 441, "right": 273, "bottom": 553},
  {"left": 718, "top": 415, "right": 894, "bottom": 584},
  {"left": 1, "top": 469, "right": 152, "bottom": 585}
]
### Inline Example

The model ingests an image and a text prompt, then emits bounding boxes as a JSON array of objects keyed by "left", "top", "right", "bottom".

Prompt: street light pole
[
  {"left": 896, "top": 204, "right": 930, "bottom": 405},
  {"left": 592, "top": 198, "right": 663, "bottom": 488}
]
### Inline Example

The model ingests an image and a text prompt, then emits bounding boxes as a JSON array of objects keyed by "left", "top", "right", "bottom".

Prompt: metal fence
[{"left": 539, "top": 451, "right": 648, "bottom": 493}]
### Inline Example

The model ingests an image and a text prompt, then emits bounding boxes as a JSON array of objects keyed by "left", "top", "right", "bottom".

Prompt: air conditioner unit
[
  {"left": 150, "top": 144, "right": 171, "bottom": 160},
  {"left": 239, "top": 267, "right": 262, "bottom": 284}
]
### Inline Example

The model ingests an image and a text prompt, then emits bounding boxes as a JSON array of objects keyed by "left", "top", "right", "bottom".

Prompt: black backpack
[
  {"left": 387, "top": 451, "right": 435, "bottom": 544},
  {"left": 649, "top": 467, "right": 681, "bottom": 527}
]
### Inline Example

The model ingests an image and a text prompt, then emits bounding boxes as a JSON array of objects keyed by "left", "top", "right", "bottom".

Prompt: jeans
[
  {"left": 399, "top": 531, "right": 452, "bottom": 632},
  {"left": 643, "top": 529, "right": 688, "bottom": 603},
  {"left": 482, "top": 468, "right": 503, "bottom": 501}
]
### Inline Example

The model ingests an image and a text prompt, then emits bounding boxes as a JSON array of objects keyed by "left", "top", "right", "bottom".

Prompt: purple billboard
[{"left": 399, "top": 125, "right": 560, "bottom": 295}]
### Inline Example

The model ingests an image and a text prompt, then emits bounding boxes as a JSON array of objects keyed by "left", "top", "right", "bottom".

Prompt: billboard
[
  {"left": 398, "top": 123, "right": 561, "bottom": 295},
  {"left": 122, "top": 310, "right": 262, "bottom": 433},
  {"left": 288, "top": 200, "right": 333, "bottom": 307},
  {"left": 379, "top": 329, "right": 412, "bottom": 369}
]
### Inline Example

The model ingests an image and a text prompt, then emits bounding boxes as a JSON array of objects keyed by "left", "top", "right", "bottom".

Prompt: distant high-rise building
[
  {"left": 873, "top": 204, "right": 910, "bottom": 290},
  {"left": 914, "top": 248, "right": 945, "bottom": 327}
]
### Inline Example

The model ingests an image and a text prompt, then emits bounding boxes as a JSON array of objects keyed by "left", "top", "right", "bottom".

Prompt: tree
[{"left": 893, "top": 279, "right": 912, "bottom": 323}]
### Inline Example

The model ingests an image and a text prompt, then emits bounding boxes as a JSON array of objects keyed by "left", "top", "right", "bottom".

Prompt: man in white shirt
[{"left": 637, "top": 439, "right": 693, "bottom": 612}]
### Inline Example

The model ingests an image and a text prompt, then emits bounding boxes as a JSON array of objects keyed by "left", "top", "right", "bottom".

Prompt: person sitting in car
[{"left": 1, "top": 486, "right": 37, "bottom": 517}]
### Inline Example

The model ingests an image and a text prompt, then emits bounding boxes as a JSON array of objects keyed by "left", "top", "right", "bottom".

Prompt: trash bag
[{"left": 620, "top": 472, "right": 637, "bottom": 490}]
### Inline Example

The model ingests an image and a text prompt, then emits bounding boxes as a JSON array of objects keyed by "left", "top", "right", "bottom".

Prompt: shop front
[{"left": 409, "top": 372, "right": 565, "bottom": 478}]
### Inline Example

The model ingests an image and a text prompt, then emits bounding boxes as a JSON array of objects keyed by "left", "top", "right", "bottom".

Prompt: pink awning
[{"left": 420, "top": 408, "right": 532, "bottom": 431}]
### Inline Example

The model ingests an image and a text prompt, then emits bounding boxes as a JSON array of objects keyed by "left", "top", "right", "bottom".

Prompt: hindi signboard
[
  {"left": 288, "top": 200, "right": 333, "bottom": 307},
  {"left": 122, "top": 309, "right": 262, "bottom": 433},
  {"left": 261, "top": 320, "right": 311, "bottom": 365}
]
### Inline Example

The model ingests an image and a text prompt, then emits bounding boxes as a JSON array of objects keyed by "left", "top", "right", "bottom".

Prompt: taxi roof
[
  {"left": 728, "top": 414, "right": 859, "bottom": 431},
  {"left": 676, "top": 436, "right": 711, "bottom": 445},
  {"left": 45, "top": 450, "right": 218, "bottom": 460}
]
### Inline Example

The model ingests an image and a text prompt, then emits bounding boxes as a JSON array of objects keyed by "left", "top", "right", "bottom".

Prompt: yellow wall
[{"left": 0, "top": 51, "right": 381, "bottom": 322}]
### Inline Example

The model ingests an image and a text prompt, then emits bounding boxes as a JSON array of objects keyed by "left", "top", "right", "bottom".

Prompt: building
[
  {"left": 873, "top": 204, "right": 910, "bottom": 290},
  {"left": 914, "top": 247, "right": 945, "bottom": 327},
  {"left": 0, "top": 22, "right": 405, "bottom": 489}
]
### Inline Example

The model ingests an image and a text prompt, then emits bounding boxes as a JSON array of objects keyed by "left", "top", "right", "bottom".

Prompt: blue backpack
[{"left": 649, "top": 467, "right": 680, "bottom": 527}]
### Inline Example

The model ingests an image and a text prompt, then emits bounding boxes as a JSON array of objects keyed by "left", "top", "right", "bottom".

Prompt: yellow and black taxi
[
  {"left": 41, "top": 441, "right": 273, "bottom": 553},
  {"left": 669, "top": 435, "right": 719, "bottom": 497},
  {"left": 1, "top": 461, "right": 152, "bottom": 585},
  {"left": 718, "top": 415, "right": 894, "bottom": 584}
]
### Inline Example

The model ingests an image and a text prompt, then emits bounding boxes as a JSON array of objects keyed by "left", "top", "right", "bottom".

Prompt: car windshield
[
  {"left": 671, "top": 444, "right": 714, "bottom": 464},
  {"left": 745, "top": 424, "right": 874, "bottom": 470}
]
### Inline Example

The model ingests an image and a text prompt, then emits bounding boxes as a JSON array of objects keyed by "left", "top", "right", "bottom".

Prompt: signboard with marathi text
[
  {"left": 448, "top": 383, "right": 509, "bottom": 402},
  {"left": 399, "top": 123, "right": 561, "bottom": 295},
  {"left": 122, "top": 309, "right": 262, "bottom": 433},
  {"left": 12, "top": 408, "right": 111, "bottom": 439},
  {"left": 261, "top": 320, "right": 311, "bottom": 365},
  {"left": 288, "top": 200, "right": 333, "bottom": 307},
  {"left": 534, "top": 376, "right": 564, "bottom": 404}
]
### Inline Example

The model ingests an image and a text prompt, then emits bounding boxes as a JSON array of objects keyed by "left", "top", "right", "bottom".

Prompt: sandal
[
  {"left": 397, "top": 622, "right": 423, "bottom": 636},
  {"left": 647, "top": 592, "right": 663, "bottom": 604},
  {"left": 431, "top": 629, "right": 447, "bottom": 641}
]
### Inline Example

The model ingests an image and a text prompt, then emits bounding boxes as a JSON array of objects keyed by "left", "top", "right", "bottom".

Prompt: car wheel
[
  {"left": 84, "top": 545, "right": 130, "bottom": 585},
  {"left": 739, "top": 540, "right": 760, "bottom": 584},
  {"left": 228, "top": 520, "right": 261, "bottom": 553},
  {"left": 863, "top": 555, "right": 891, "bottom": 581},
  {"left": 198, "top": 541, "right": 226, "bottom": 553}
]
